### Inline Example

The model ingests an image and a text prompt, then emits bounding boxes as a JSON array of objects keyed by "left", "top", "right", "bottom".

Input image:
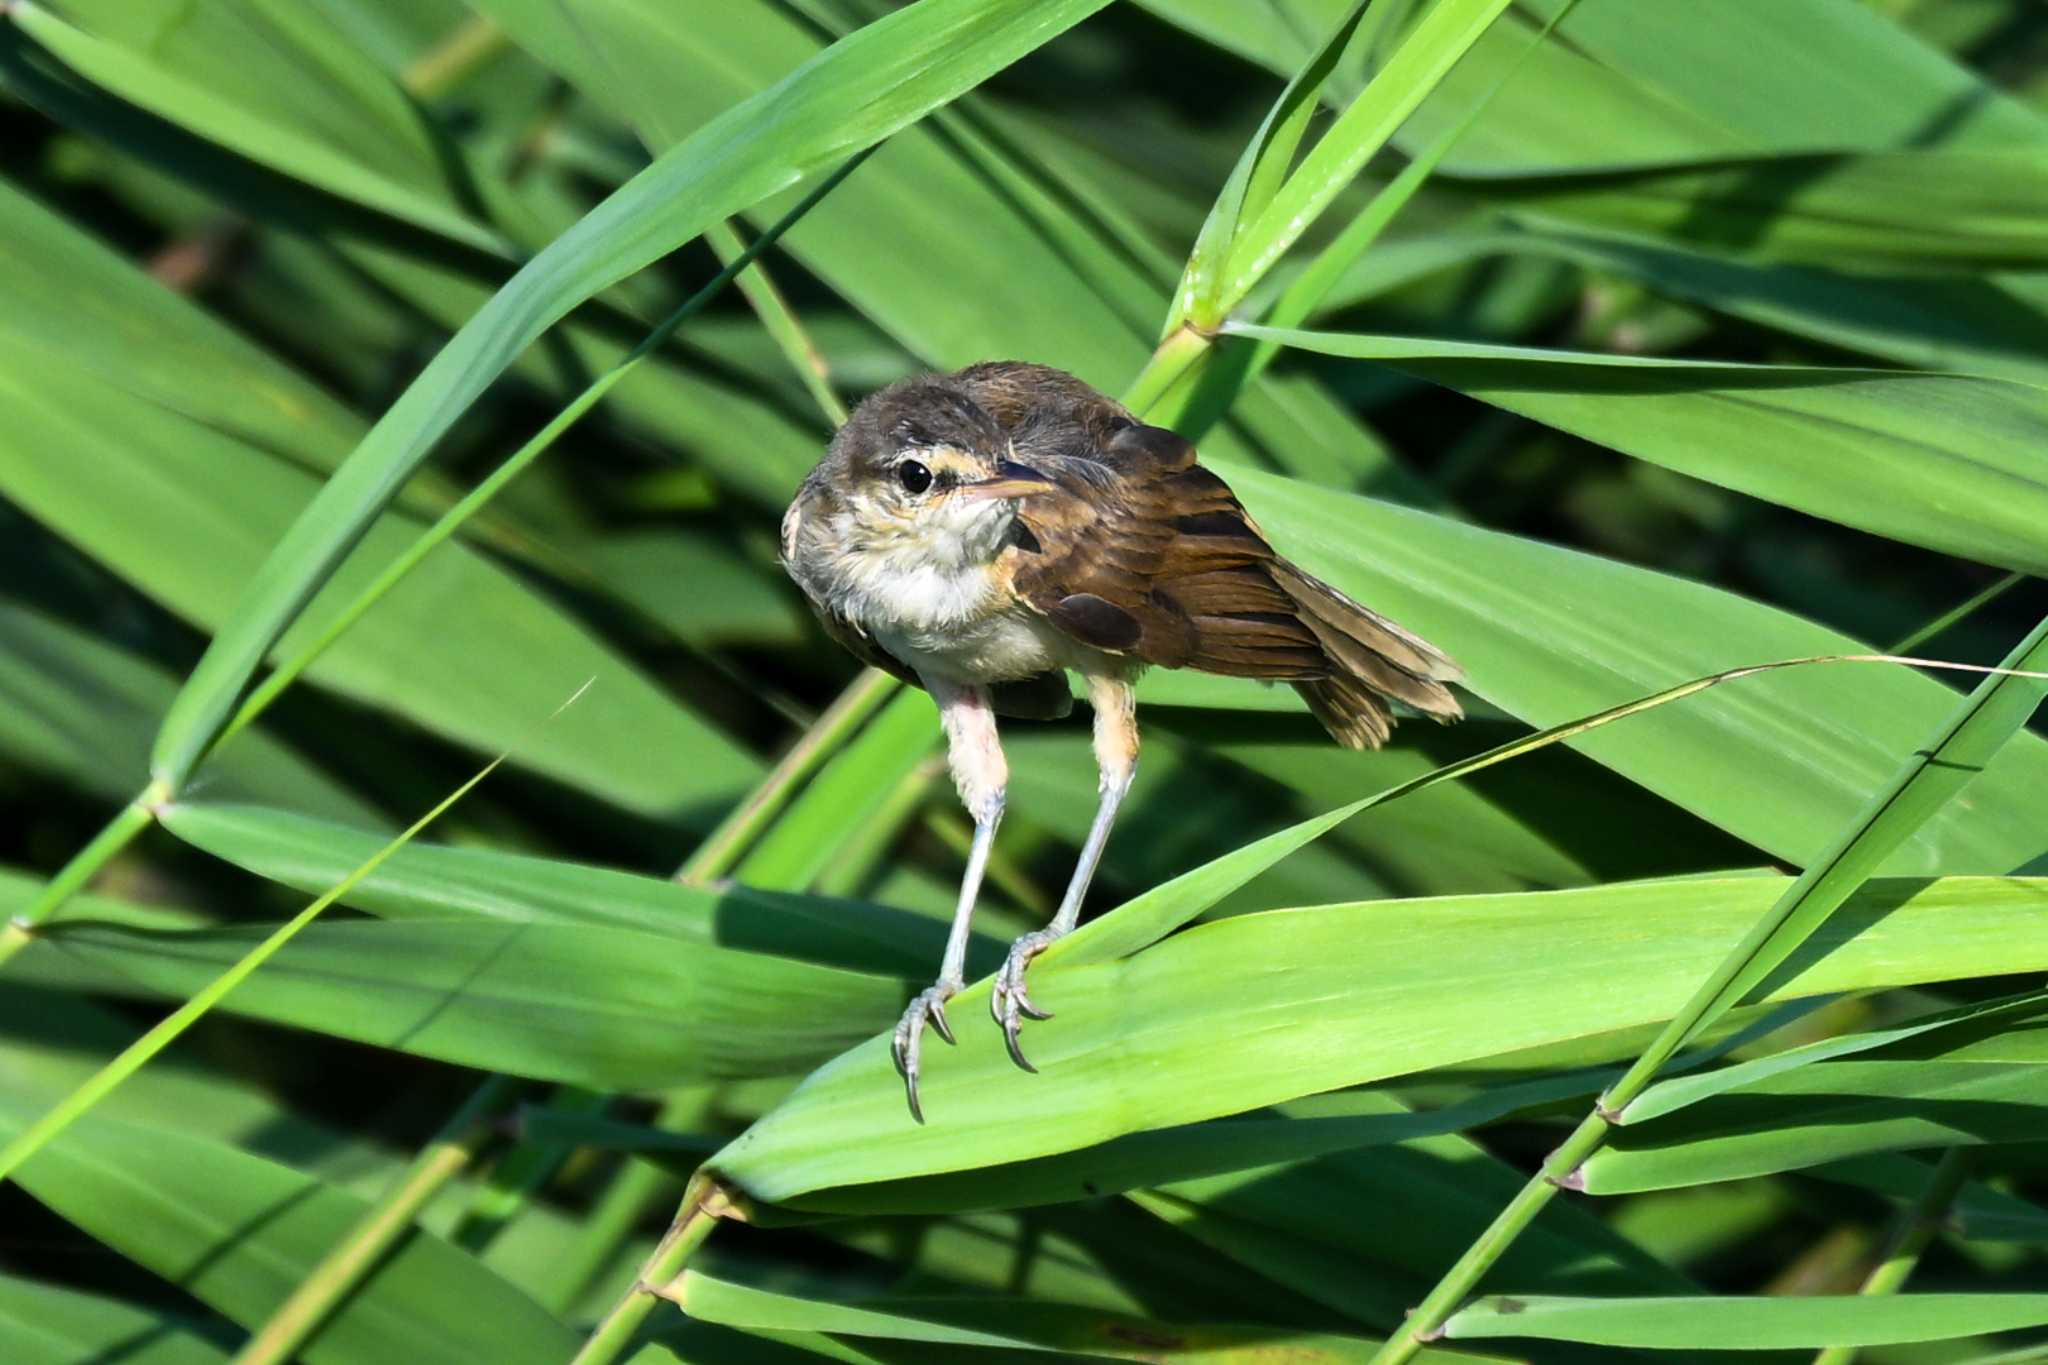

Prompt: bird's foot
[
  {"left": 892, "top": 982, "right": 958, "bottom": 1124},
  {"left": 990, "top": 927, "right": 1063, "bottom": 1072}
]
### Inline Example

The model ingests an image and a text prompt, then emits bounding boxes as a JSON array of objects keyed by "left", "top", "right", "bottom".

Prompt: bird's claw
[
  {"left": 991, "top": 928, "right": 1062, "bottom": 1073},
  {"left": 892, "top": 983, "right": 958, "bottom": 1123}
]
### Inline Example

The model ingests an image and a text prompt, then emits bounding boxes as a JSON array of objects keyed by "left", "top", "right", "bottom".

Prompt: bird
[{"left": 779, "top": 361, "right": 1462, "bottom": 1120}]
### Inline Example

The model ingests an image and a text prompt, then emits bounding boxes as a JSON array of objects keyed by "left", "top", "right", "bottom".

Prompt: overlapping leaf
[
  {"left": 1233, "top": 323, "right": 2048, "bottom": 575},
  {"left": 14, "top": 913, "right": 906, "bottom": 1090},
  {"left": 0, "top": 1275, "right": 230, "bottom": 1365},
  {"left": 714, "top": 875, "right": 2048, "bottom": 1203},
  {"left": 158, "top": 801, "right": 957, "bottom": 977},
  {"left": 150, "top": 0, "right": 1119, "bottom": 789},
  {"left": 0, "top": 1102, "right": 578, "bottom": 1365},
  {"left": 1585, "top": 996, "right": 2048, "bottom": 1192},
  {"left": 1444, "top": 1293, "right": 2048, "bottom": 1350},
  {"left": 0, "top": 603, "right": 373, "bottom": 823},
  {"left": 1222, "top": 465, "right": 2048, "bottom": 872}
]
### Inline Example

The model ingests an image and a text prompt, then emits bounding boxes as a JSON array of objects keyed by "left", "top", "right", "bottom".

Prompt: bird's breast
[{"left": 875, "top": 608, "right": 1064, "bottom": 685}]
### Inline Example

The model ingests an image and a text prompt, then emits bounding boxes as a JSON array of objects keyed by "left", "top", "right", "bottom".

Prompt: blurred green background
[{"left": 5, "top": 1, "right": 2048, "bottom": 1362}]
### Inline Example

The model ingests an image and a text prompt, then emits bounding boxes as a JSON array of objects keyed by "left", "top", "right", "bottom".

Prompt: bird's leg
[
  {"left": 894, "top": 676, "right": 1006, "bottom": 1122},
  {"left": 993, "top": 672, "right": 1137, "bottom": 1071}
]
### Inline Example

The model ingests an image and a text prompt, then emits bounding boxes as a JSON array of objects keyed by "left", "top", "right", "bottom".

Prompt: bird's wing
[
  {"left": 812, "top": 597, "right": 919, "bottom": 686},
  {"left": 1007, "top": 422, "right": 1329, "bottom": 678}
]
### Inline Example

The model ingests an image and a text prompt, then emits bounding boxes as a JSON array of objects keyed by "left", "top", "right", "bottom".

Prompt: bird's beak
[{"left": 957, "top": 461, "right": 1055, "bottom": 501}]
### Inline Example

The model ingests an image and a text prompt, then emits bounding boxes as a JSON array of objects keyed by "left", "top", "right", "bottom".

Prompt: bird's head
[{"left": 799, "top": 376, "right": 1055, "bottom": 574}]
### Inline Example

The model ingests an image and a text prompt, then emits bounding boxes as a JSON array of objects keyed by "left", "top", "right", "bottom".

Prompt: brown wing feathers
[
  {"left": 952, "top": 362, "right": 1461, "bottom": 748},
  {"left": 987, "top": 397, "right": 1458, "bottom": 747}
]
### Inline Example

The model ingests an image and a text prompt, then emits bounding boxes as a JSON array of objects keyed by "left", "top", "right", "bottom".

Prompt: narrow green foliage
[
  {"left": 1228, "top": 325, "right": 2048, "bottom": 576},
  {"left": 1369, "top": 614, "right": 2048, "bottom": 1362},
  {"left": 1813, "top": 1152, "right": 1978, "bottom": 1365},
  {"left": 1209, "top": 0, "right": 1511, "bottom": 321},
  {"left": 148, "top": 0, "right": 1115, "bottom": 792},
  {"left": 9, "top": 2, "right": 2048, "bottom": 1359},
  {"left": 1443, "top": 1293, "right": 2048, "bottom": 1350},
  {"left": 230, "top": 1076, "right": 522, "bottom": 1365},
  {"left": 0, "top": 786, "right": 160, "bottom": 970},
  {"left": 1170, "top": 0, "right": 1373, "bottom": 331},
  {"left": 7, "top": 1, "right": 514, "bottom": 257},
  {"left": 0, "top": 684, "right": 589, "bottom": 1186},
  {"left": 213, "top": 152, "right": 871, "bottom": 762}
]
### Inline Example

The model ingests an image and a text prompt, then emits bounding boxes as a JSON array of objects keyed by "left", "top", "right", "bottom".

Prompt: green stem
[
  {"left": 208, "top": 150, "right": 871, "bottom": 766},
  {"left": 918, "top": 802, "right": 1050, "bottom": 918},
  {"left": 543, "top": 1143, "right": 680, "bottom": 1317},
  {"left": 399, "top": 14, "right": 507, "bottom": 100},
  {"left": 812, "top": 755, "right": 943, "bottom": 898},
  {"left": 1245, "top": 1, "right": 1574, "bottom": 394},
  {"left": 1810, "top": 1150, "right": 1974, "bottom": 1365},
  {"left": 704, "top": 219, "right": 847, "bottom": 426},
  {"left": 1888, "top": 572, "right": 2025, "bottom": 654},
  {"left": 451, "top": 1085, "right": 608, "bottom": 1254},
  {"left": 1122, "top": 323, "right": 1216, "bottom": 422},
  {"left": 676, "top": 666, "right": 900, "bottom": 883},
  {"left": 0, "top": 689, "right": 561, "bottom": 1188},
  {"left": 569, "top": 1171, "right": 733, "bottom": 1365},
  {"left": 231, "top": 1075, "right": 522, "bottom": 1365},
  {"left": 0, "top": 780, "right": 166, "bottom": 971},
  {"left": 1368, "top": 622, "right": 2048, "bottom": 1365},
  {"left": 1383, "top": 1112, "right": 1608, "bottom": 1361}
]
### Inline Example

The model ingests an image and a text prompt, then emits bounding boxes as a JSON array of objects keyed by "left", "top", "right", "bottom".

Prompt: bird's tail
[{"left": 1270, "top": 562, "right": 1463, "bottom": 750}]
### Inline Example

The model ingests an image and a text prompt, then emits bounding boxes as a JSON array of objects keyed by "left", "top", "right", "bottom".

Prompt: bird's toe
[
  {"left": 991, "top": 928, "right": 1063, "bottom": 1072},
  {"left": 893, "top": 984, "right": 958, "bottom": 1123}
]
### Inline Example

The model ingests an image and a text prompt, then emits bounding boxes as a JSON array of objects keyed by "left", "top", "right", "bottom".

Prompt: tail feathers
[
  {"left": 1293, "top": 674, "right": 1393, "bottom": 750},
  {"left": 1272, "top": 562, "right": 1463, "bottom": 749}
]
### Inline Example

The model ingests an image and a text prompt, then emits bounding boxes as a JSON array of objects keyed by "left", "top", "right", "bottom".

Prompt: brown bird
[{"left": 780, "top": 361, "right": 1462, "bottom": 1119}]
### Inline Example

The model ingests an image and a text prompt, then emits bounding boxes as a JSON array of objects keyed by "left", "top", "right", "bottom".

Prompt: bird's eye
[{"left": 897, "top": 460, "right": 933, "bottom": 494}]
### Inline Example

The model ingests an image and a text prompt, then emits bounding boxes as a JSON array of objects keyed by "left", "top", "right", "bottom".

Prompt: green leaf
[
  {"left": 0, "top": 720, "right": 536, "bottom": 1186},
  {"left": 1122, "top": 1091, "right": 1690, "bottom": 1332},
  {"left": 1585, "top": 998, "right": 2048, "bottom": 1192},
  {"left": 1211, "top": 0, "right": 1511, "bottom": 319},
  {"left": 0, "top": 343, "right": 757, "bottom": 817},
  {"left": 1219, "top": 463, "right": 2048, "bottom": 872},
  {"left": 0, "top": 177, "right": 363, "bottom": 467},
  {"left": 1481, "top": 225, "right": 2048, "bottom": 386},
  {"left": 150, "top": 0, "right": 1116, "bottom": 789},
  {"left": 1147, "top": 0, "right": 2048, "bottom": 174},
  {"left": 470, "top": 0, "right": 1413, "bottom": 492},
  {"left": 1620, "top": 989, "right": 2048, "bottom": 1124},
  {"left": 469, "top": 0, "right": 1147, "bottom": 388},
  {"left": 1816, "top": 1155, "right": 2048, "bottom": 1246},
  {"left": 1229, "top": 324, "right": 2048, "bottom": 577},
  {"left": 712, "top": 875, "right": 2048, "bottom": 1203},
  {"left": 0, "top": 1275, "right": 230, "bottom": 1365},
  {"left": 1501, "top": 150, "right": 2048, "bottom": 270},
  {"left": 8, "top": 1, "right": 513, "bottom": 256},
  {"left": 735, "top": 688, "right": 940, "bottom": 890},
  {"left": 0, "top": 977, "right": 396, "bottom": 1185},
  {"left": 1591, "top": 1056, "right": 2048, "bottom": 1194},
  {"left": 814, "top": 1207, "right": 1275, "bottom": 1327},
  {"left": 575, "top": 533, "right": 810, "bottom": 648},
  {"left": 674, "top": 1269, "right": 1486, "bottom": 1362},
  {"left": 0, "top": 1103, "right": 579, "bottom": 1365},
  {"left": 0, "top": 601, "right": 374, "bottom": 824},
  {"left": 775, "top": 1071, "right": 1598, "bottom": 1219},
  {"left": 1169, "top": 0, "right": 1372, "bottom": 329},
  {"left": 1443, "top": 1293, "right": 2048, "bottom": 1350},
  {"left": 15, "top": 915, "right": 906, "bottom": 1089},
  {"left": 157, "top": 801, "right": 957, "bottom": 978},
  {"left": 1650, "top": 611, "right": 2048, "bottom": 1051},
  {"left": 332, "top": 238, "right": 831, "bottom": 515}
]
